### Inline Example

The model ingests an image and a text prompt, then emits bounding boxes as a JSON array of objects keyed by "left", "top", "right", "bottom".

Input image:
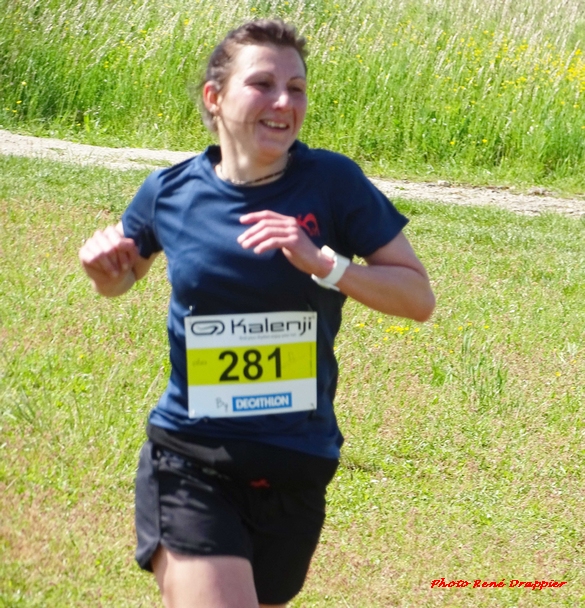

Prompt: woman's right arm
[{"left": 79, "top": 221, "right": 159, "bottom": 297}]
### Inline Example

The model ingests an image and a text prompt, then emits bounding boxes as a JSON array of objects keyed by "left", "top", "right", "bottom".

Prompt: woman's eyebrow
[{"left": 245, "top": 70, "right": 306, "bottom": 81}]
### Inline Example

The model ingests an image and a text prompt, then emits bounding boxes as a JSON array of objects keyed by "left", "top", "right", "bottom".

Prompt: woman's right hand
[{"left": 79, "top": 223, "right": 141, "bottom": 296}]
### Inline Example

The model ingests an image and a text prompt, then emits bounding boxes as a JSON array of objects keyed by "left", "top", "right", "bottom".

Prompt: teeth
[{"left": 263, "top": 120, "right": 287, "bottom": 129}]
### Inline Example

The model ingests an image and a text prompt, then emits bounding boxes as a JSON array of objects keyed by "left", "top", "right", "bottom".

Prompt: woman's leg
[
  {"left": 152, "top": 545, "right": 261, "bottom": 608},
  {"left": 152, "top": 545, "right": 288, "bottom": 608}
]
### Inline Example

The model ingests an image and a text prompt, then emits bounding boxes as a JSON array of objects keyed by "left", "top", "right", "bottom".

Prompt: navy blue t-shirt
[{"left": 122, "top": 141, "right": 408, "bottom": 459}]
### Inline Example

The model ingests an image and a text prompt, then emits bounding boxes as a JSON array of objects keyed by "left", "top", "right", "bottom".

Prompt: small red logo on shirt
[
  {"left": 250, "top": 478, "right": 271, "bottom": 489},
  {"left": 296, "top": 213, "right": 320, "bottom": 237}
]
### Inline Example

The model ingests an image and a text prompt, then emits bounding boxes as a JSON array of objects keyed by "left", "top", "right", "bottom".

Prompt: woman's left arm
[
  {"left": 335, "top": 231, "right": 435, "bottom": 322},
  {"left": 239, "top": 210, "right": 435, "bottom": 322}
]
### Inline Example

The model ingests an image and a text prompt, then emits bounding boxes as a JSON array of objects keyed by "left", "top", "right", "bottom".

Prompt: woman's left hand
[
  {"left": 238, "top": 210, "right": 333, "bottom": 277},
  {"left": 238, "top": 211, "right": 436, "bottom": 322}
]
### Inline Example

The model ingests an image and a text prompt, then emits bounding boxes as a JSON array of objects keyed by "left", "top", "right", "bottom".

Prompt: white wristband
[{"left": 311, "top": 246, "right": 350, "bottom": 291}]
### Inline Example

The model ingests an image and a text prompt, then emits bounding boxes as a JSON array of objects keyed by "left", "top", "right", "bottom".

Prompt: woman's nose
[{"left": 273, "top": 89, "right": 292, "bottom": 109}]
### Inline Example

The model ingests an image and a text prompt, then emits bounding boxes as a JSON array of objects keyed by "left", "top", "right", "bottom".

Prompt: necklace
[{"left": 216, "top": 154, "right": 291, "bottom": 186}]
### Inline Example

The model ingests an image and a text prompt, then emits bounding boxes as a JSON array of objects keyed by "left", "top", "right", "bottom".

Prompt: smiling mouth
[{"left": 261, "top": 119, "right": 289, "bottom": 130}]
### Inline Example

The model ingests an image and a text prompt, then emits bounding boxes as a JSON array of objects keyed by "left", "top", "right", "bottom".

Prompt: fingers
[
  {"left": 238, "top": 211, "right": 324, "bottom": 275},
  {"left": 248, "top": 234, "right": 297, "bottom": 255},
  {"left": 239, "top": 210, "right": 283, "bottom": 225},
  {"left": 237, "top": 218, "right": 300, "bottom": 253},
  {"left": 79, "top": 225, "right": 139, "bottom": 280}
]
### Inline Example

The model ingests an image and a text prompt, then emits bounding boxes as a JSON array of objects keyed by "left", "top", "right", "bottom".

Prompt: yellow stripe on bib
[{"left": 187, "top": 341, "right": 316, "bottom": 386}]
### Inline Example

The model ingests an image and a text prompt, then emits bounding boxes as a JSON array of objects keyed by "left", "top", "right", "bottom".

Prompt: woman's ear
[{"left": 203, "top": 81, "right": 220, "bottom": 116}]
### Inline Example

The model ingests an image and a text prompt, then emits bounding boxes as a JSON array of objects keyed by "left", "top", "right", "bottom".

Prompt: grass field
[
  {"left": 1, "top": 155, "right": 584, "bottom": 606},
  {"left": 2, "top": 0, "right": 585, "bottom": 191},
  {"left": 2, "top": 0, "right": 585, "bottom": 604}
]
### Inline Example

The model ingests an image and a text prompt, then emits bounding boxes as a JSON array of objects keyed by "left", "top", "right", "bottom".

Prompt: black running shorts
[{"left": 135, "top": 434, "right": 338, "bottom": 605}]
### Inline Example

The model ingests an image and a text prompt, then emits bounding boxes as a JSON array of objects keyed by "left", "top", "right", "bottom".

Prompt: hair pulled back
[{"left": 200, "top": 19, "right": 308, "bottom": 132}]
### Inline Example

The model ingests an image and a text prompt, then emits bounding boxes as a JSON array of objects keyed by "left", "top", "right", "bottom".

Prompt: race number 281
[
  {"left": 187, "top": 342, "right": 314, "bottom": 386},
  {"left": 219, "top": 347, "right": 281, "bottom": 381}
]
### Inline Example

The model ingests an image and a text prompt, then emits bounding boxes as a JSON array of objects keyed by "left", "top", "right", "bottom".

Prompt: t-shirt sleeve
[
  {"left": 329, "top": 156, "right": 408, "bottom": 259},
  {"left": 121, "top": 171, "right": 164, "bottom": 258}
]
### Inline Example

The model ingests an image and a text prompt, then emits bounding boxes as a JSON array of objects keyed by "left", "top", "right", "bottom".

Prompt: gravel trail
[{"left": 2, "top": 129, "right": 584, "bottom": 217}]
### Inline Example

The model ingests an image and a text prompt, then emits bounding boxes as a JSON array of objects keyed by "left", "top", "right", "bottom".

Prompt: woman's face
[{"left": 207, "top": 43, "right": 308, "bottom": 166}]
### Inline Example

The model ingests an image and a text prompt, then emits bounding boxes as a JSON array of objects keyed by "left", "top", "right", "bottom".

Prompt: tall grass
[{"left": 2, "top": 0, "right": 585, "bottom": 189}]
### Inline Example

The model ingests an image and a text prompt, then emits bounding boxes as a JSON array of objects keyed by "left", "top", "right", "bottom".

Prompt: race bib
[{"left": 184, "top": 311, "right": 317, "bottom": 418}]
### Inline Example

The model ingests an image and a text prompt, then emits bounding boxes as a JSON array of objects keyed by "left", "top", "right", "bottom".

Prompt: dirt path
[{"left": 2, "top": 129, "right": 584, "bottom": 217}]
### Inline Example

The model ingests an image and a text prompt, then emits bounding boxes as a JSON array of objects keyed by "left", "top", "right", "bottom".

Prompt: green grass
[
  {"left": 1, "top": 156, "right": 584, "bottom": 606},
  {"left": 2, "top": 0, "right": 585, "bottom": 192}
]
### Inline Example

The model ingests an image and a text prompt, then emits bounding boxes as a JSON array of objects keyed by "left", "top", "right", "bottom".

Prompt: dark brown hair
[{"left": 199, "top": 19, "right": 308, "bottom": 131}]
